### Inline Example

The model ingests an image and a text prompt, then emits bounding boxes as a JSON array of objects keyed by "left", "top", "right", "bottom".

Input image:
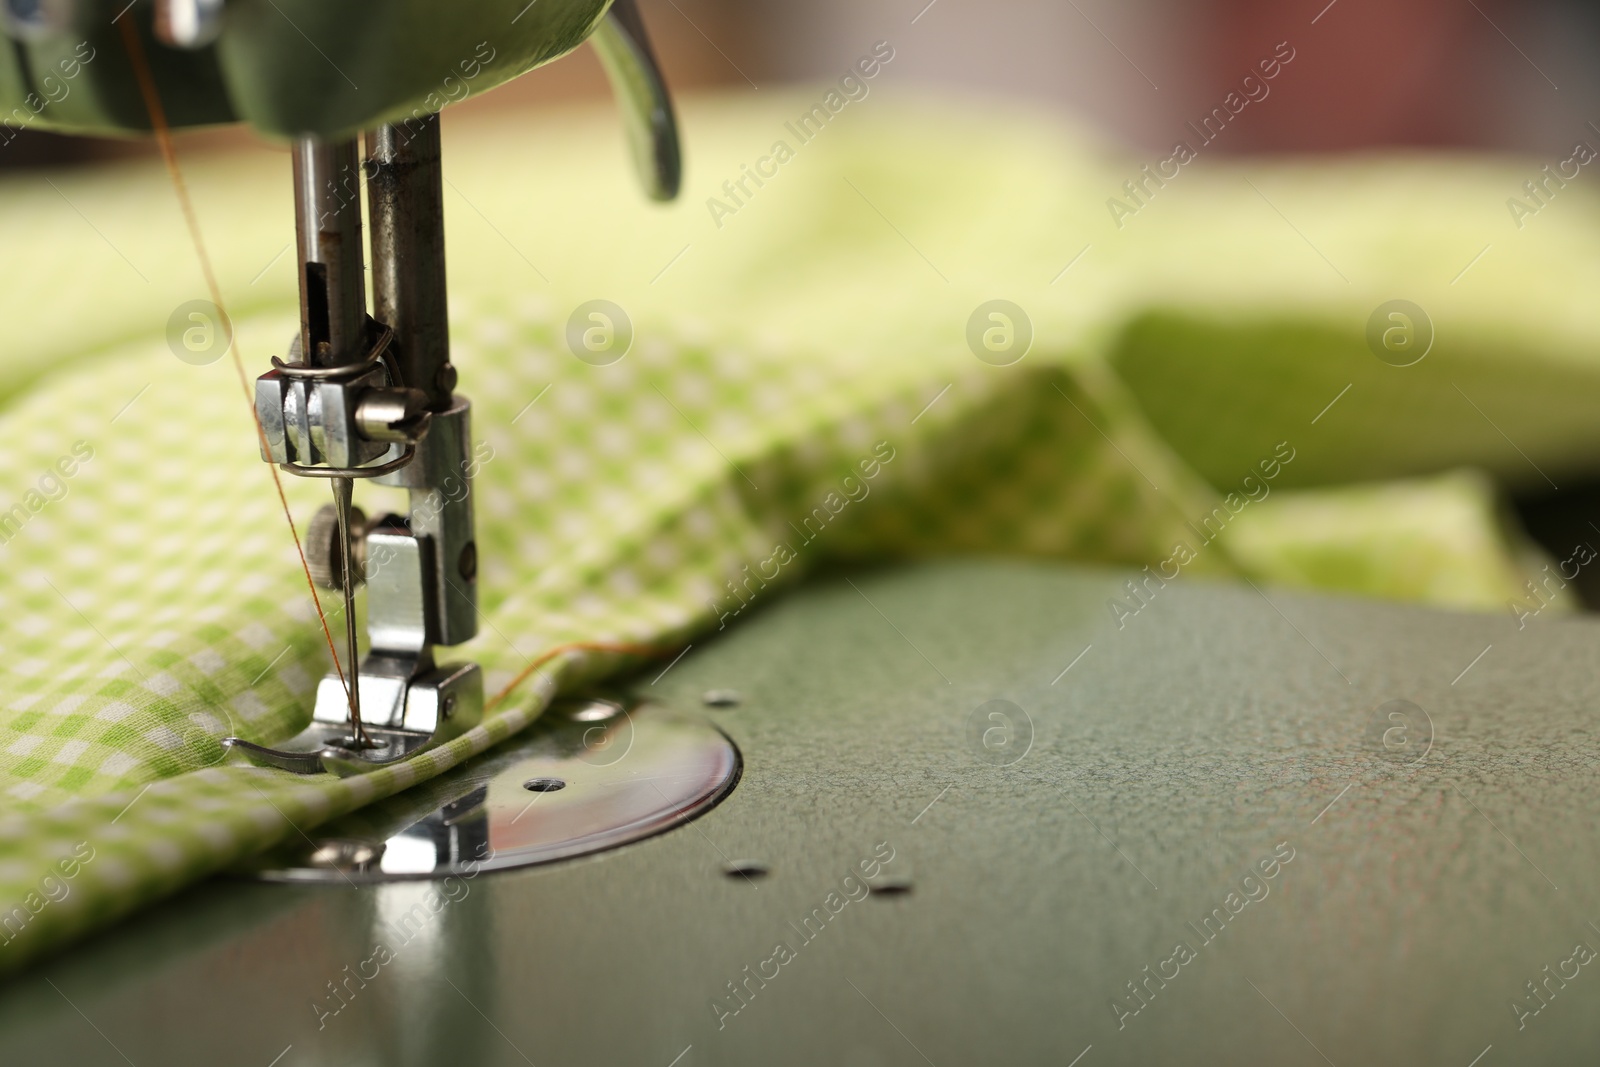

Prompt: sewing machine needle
[{"left": 330, "top": 475, "right": 364, "bottom": 745}]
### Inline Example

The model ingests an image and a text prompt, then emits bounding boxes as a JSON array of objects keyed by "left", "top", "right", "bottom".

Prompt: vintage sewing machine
[
  {"left": 3, "top": 3, "right": 1600, "bottom": 1066},
  {"left": 5, "top": 0, "right": 682, "bottom": 776}
]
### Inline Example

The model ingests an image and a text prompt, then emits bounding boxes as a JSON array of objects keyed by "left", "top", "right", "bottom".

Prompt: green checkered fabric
[{"left": 0, "top": 92, "right": 1596, "bottom": 971}]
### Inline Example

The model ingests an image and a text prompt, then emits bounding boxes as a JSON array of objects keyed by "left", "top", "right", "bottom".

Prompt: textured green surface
[
  {"left": 0, "top": 560, "right": 1596, "bottom": 1065},
  {"left": 14, "top": 16, "right": 230, "bottom": 133},
  {"left": 0, "top": 94, "right": 1598, "bottom": 973}
]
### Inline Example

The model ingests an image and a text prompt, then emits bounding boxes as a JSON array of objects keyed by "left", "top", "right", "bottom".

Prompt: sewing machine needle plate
[{"left": 238, "top": 697, "right": 741, "bottom": 882}]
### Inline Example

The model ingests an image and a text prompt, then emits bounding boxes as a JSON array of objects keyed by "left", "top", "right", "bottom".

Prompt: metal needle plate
[{"left": 238, "top": 696, "right": 741, "bottom": 883}]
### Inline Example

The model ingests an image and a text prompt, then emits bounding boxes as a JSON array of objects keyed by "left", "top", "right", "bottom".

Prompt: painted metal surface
[
  {"left": 0, "top": 559, "right": 1595, "bottom": 1064},
  {"left": 1, "top": 0, "right": 612, "bottom": 138}
]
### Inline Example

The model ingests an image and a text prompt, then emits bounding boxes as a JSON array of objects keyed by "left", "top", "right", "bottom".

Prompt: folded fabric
[{"left": 0, "top": 90, "right": 1595, "bottom": 972}]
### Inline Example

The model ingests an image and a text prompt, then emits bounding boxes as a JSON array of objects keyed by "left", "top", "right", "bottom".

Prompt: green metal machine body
[
  {"left": 0, "top": 560, "right": 1593, "bottom": 1065},
  {"left": 1, "top": 0, "right": 611, "bottom": 138},
  {"left": 1, "top": 0, "right": 680, "bottom": 199}
]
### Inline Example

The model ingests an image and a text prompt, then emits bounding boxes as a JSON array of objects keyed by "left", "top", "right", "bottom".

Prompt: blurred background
[
  {"left": 6, "top": 0, "right": 1600, "bottom": 165},
  {"left": 7, "top": 0, "right": 1600, "bottom": 600}
]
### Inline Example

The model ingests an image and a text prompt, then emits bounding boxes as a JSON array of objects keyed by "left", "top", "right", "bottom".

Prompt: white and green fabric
[{"left": 1, "top": 91, "right": 1597, "bottom": 972}]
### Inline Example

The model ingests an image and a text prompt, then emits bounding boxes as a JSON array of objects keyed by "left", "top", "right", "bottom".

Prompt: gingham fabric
[{"left": 1, "top": 92, "right": 1596, "bottom": 971}]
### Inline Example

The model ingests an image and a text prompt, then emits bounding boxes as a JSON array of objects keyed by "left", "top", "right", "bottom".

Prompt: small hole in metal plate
[
  {"left": 523, "top": 777, "right": 566, "bottom": 793},
  {"left": 723, "top": 860, "right": 769, "bottom": 880},
  {"left": 868, "top": 878, "right": 913, "bottom": 896}
]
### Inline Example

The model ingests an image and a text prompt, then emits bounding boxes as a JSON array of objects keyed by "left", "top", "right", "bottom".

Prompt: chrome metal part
[
  {"left": 318, "top": 660, "right": 480, "bottom": 756},
  {"left": 254, "top": 328, "right": 407, "bottom": 472},
  {"left": 354, "top": 387, "right": 430, "bottom": 442},
  {"left": 238, "top": 697, "right": 741, "bottom": 881},
  {"left": 375, "top": 397, "right": 478, "bottom": 648},
  {"left": 310, "top": 655, "right": 463, "bottom": 736},
  {"left": 235, "top": 120, "right": 482, "bottom": 776},
  {"left": 330, "top": 476, "right": 364, "bottom": 741},
  {"left": 362, "top": 115, "right": 476, "bottom": 655},
  {"left": 153, "top": 0, "right": 224, "bottom": 49},
  {"left": 590, "top": 0, "right": 682, "bottom": 201},
  {"left": 362, "top": 521, "right": 432, "bottom": 657},
  {"left": 276, "top": 445, "right": 418, "bottom": 481},
  {"left": 222, "top": 661, "right": 482, "bottom": 778},
  {"left": 293, "top": 137, "right": 368, "bottom": 371},
  {"left": 366, "top": 115, "right": 453, "bottom": 412},
  {"left": 304, "top": 503, "right": 367, "bottom": 591}
]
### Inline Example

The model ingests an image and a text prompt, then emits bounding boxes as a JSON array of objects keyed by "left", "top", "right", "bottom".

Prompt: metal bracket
[
  {"left": 236, "top": 695, "right": 740, "bottom": 880},
  {"left": 225, "top": 119, "right": 480, "bottom": 778},
  {"left": 223, "top": 662, "right": 482, "bottom": 777}
]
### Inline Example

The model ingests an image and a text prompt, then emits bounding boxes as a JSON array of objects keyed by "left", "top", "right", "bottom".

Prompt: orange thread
[
  {"left": 485, "top": 642, "right": 673, "bottom": 713},
  {"left": 116, "top": 23, "right": 672, "bottom": 731},
  {"left": 116, "top": 17, "right": 353, "bottom": 711}
]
